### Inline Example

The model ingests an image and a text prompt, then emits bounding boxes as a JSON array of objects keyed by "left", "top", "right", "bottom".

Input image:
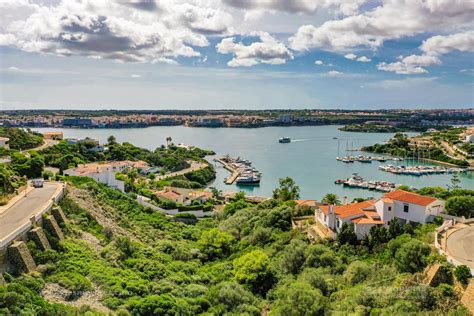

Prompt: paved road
[
  {"left": 0, "top": 183, "right": 59, "bottom": 240},
  {"left": 446, "top": 225, "right": 474, "bottom": 270}
]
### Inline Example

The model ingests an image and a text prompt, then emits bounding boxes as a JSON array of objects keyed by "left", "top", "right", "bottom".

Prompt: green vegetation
[
  {"left": 0, "top": 127, "right": 43, "bottom": 150},
  {"left": 1, "top": 177, "right": 469, "bottom": 315},
  {"left": 416, "top": 186, "right": 474, "bottom": 218},
  {"left": 40, "top": 137, "right": 214, "bottom": 173},
  {"left": 362, "top": 132, "right": 469, "bottom": 166}
]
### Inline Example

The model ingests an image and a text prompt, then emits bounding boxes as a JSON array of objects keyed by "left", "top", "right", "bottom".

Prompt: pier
[{"left": 215, "top": 156, "right": 261, "bottom": 185}]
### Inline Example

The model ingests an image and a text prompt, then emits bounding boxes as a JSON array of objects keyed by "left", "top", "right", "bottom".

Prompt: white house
[
  {"left": 315, "top": 190, "right": 445, "bottom": 239},
  {"left": 0, "top": 137, "right": 9, "bottom": 149},
  {"left": 465, "top": 134, "right": 474, "bottom": 144}
]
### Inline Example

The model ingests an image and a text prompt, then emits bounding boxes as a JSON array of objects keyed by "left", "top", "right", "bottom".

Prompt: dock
[
  {"left": 214, "top": 156, "right": 261, "bottom": 185},
  {"left": 214, "top": 158, "right": 241, "bottom": 184}
]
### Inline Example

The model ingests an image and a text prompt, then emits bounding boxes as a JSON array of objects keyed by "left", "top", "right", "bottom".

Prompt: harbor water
[{"left": 35, "top": 125, "right": 474, "bottom": 200}]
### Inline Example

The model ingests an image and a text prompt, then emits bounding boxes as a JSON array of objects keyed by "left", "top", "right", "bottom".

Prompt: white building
[
  {"left": 315, "top": 190, "right": 445, "bottom": 239},
  {"left": 0, "top": 137, "right": 10, "bottom": 149},
  {"left": 64, "top": 160, "right": 149, "bottom": 192},
  {"left": 465, "top": 134, "right": 474, "bottom": 143}
]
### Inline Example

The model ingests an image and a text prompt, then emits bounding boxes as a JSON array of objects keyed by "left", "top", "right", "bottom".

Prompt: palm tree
[
  {"left": 322, "top": 193, "right": 340, "bottom": 205},
  {"left": 166, "top": 136, "right": 172, "bottom": 148}
]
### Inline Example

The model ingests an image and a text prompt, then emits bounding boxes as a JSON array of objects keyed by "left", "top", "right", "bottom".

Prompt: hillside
[{"left": 0, "top": 178, "right": 470, "bottom": 315}]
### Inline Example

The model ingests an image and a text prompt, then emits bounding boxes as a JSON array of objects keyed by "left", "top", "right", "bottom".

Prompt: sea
[{"left": 33, "top": 125, "right": 474, "bottom": 200}]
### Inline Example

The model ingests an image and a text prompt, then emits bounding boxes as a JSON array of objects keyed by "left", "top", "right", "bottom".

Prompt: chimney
[{"left": 343, "top": 196, "right": 347, "bottom": 205}]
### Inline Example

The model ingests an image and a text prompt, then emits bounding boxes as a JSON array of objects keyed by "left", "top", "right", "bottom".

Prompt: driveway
[
  {"left": 0, "top": 182, "right": 60, "bottom": 240},
  {"left": 446, "top": 224, "right": 474, "bottom": 270}
]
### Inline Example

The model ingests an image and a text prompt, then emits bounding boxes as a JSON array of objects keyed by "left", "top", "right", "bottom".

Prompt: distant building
[
  {"left": 278, "top": 114, "right": 294, "bottom": 124},
  {"left": 41, "top": 131, "right": 63, "bottom": 140},
  {"left": 315, "top": 190, "right": 445, "bottom": 239},
  {"left": 0, "top": 137, "right": 9, "bottom": 149},
  {"left": 63, "top": 118, "right": 93, "bottom": 127},
  {"left": 155, "top": 186, "right": 213, "bottom": 206}
]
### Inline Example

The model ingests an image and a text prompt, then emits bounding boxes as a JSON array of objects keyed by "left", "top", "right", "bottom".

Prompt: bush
[
  {"left": 344, "top": 261, "right": 370, "bottom": 285},
  {"left": 394, "top": 239, "right": 430, "bottom": 273},
  {"left": 454, "top": 265, "right": 472, "bottom": 284}
]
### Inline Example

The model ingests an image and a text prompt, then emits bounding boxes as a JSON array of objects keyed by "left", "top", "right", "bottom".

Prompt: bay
[{"left": 34, "top": 126, "right": 473, "bottom": 200}]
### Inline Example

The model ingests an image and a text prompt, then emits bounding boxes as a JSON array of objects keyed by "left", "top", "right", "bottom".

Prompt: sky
[{"left": 0, "top": 0, "right": 473, "bottom": 110}]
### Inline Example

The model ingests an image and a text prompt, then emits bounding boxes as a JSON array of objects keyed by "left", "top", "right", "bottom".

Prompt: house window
[
  {"left": 388, "top": 206, "right": 392, "bottom": 211},
  {"left": 324, "top": 214, "right": 327, "bottom": 221},
  {"left": 337, "top": 220, "right": 340, "bottom": 228},
  {"left": 403, "top": 204, "right": 409, "bottom": 213}
]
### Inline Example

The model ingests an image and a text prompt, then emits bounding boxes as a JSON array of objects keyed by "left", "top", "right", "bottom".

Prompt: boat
[
  {"left": 236, "top": 175, "right": 261, "bottom": 185},
  {"left": 279, "top": 137, "right": 291, "bottom": 143}
]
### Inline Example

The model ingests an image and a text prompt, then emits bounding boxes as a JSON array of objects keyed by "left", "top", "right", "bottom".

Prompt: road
[
  {"left": 154, "top": 160, "right": 208, "bottom": 181},
  {"left": 446, "top": 225, "right": 474, "bottom": 271},
  {"left": 0, "top": 182, "right": 60, "bottom": 240},
  {"left": 21, "top": 138, "right": 58, "bottom": 155}
]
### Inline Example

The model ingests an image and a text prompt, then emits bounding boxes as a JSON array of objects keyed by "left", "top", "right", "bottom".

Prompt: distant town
[{"left": 1, "top": 108, "right": 473, "bottom": 130}]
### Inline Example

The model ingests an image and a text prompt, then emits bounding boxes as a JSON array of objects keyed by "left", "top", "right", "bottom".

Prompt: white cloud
[
  {"left": 378, "top": 31, "right": 473, "bottom": 74},
  {"left": 420, "top": 31, "right": 474, "bottom": 56},
  {"left": 0, "top": 0, "right": 234, "bottom": 63},
  {"left": 314, "top": 60, "right": 324, "bottom": 65},
  {"left": 344, "top": 53, "right": 357, "bottom": 60},
  {"left": 216, "top": 32, "right": 293, "bottom": 67},
  {"left": 289, "top": 0, "right": 474, "bottom": 52},
  {"left": 222, "top": 0, "right": 366, "bottom": 16},
  {"left": 326, "top": 70, "right": 343, "bottom": 77},
  {"left": 370, "top": 77, "right": 438, "bottom": 89},
  {"left": 8, "top": 66, "right": 20, "bottom": 72},
  {"left": 356, "top": 56, "right": 371, "bottom": 62},
  {"left": 130, "top": 74, "right": 141, "bottom": 78}
]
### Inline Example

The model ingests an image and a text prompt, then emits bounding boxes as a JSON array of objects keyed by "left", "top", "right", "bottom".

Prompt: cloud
[
  {"left": 216, "top": 32, "right": 293, "bottom": 67},
  {"left": 356, "top": 56, "right": 371, "bottom": 62},
  {"left": 326, "top": 70, "right": 343, "bottom": 77},
  {"left": 0, "top": 0, "right": 234, "bottom": 63},
  {"left": 344, "top": 53, "right": 357, "bottom": 60},
  {"left": 370, "top": 77, "right": 438, "bottom": 89},
  {"left": 289, "top": 0, "right": 474, "bottom": 52},
  {"left": 378, "top": 31, "right": 473, "bottom": 74},
  {"left": 130, "top": 74, "right": 141, "bottom": 78},
  {"left": 314, "top": 60, "right": 324, "bottom": 65},
  {"left": 8, "top": 66, "right": 20, "bottom": 72},
  {"left": 222, "top": 0, "right": 366, "bottom": 16}
]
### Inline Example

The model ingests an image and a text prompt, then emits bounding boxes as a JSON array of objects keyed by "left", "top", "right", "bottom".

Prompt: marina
[
  {"left": 378, "top": 164, "right": 467, "bottom": 176},
  {"left": 34, "top": 125, "right": 474, "bottom": 199},
  {"left": 215, "top": 156, "right": 261, "bottom": 186},
  {"left": 335, "top": 173, "right": 417, "bottom": 193},
  {"left": 336, "top": 155, "right": 402, "bottom": 163}
]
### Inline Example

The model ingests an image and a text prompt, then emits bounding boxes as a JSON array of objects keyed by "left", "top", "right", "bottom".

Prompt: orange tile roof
[
  {"left": 381, "top": 198, "right": 394, "bottom": 204},
  {"left": 383, "top": 190, "right": 437, "bottom": 206},
  {"left": 319, "top": 200, "right": 376, "bottom": 219}
]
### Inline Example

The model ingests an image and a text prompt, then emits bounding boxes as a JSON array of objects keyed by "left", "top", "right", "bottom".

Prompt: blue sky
[{"left": 0, "top": 0, "right": 473, "bottom": 110}]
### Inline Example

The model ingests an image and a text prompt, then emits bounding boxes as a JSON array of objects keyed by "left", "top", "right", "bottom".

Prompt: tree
[
  {"left": 107, "top": 135, "right": 117, "bottom": 145},
  {"left": 337, "top": 223, "right": 358, "bottom": 245},
  {"left": 322, "top": 193, "right": 340, "bottom": 205},
  {"left": 445, "top": 196, "right": 474, "bottom": 218},
  {"left": 206, "top": 282, "right": 258, "bottom": 315},
  {"left": 394, "top": 239, "right": 430, "bottom": 273},
  {"left": 344, "top": 261, "right": 370, "bottom": 285},
  {"left": 198, "top": 228, "right": 234, "bottom": 260},
  {"left": 454, "top": 265, "right": 472, "bottom": 284},
  {"left": 279, "top": 239, "right": 307, "bottom": 275},
  {"left": 209, "top": 186, "right": 222, "bottom": 199},
  {"left": 166, "top": 136, "right": 172, "bottom": 148},
  {"left": 448, "top": 173, "right": 461, "bottom": 191},
  {"left": 272, "top": 177, "right": 300, "bottom": 201},
  {"left": 271, "top": 281, "right": 326, "bottom": 316},
  {"left": 233, "top": 249, "right": 273, "bottom": 294}
]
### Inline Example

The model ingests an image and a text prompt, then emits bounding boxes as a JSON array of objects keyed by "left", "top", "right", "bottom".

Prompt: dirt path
[
  {"left": 22, "top": 138, "right": 58, "bottom": 155},
  {"left": 41, "top": 283, "right": 111, "bottom": 314}
]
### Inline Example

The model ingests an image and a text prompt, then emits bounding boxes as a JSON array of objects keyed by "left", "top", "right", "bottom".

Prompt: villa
[
  {"left": 315, "top": 190, "right": 445, "bottom": 239},
  {"left": 64, "top": 160, "right": 149, "bottom": 192},
  {"left": 155, "top": 186, "right": 213, "bottom": 206}
]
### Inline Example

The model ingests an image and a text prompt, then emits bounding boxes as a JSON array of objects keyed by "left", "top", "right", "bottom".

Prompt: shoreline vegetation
[{"left": 362, "top": 131, "right": 471, "bottom": 167}]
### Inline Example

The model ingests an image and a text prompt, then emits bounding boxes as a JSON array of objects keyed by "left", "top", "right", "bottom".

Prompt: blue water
[{"left": 34, "top": 126, "right": 473, "bottom": 200}]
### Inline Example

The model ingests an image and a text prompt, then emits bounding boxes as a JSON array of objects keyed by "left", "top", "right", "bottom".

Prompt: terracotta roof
[
  {"left": 352, "top": 217, "right": 384, "bottom": 225},
  {"left": 157, "top": 190, "right": 181, "bottom": 200},
  {"left": 319, "top": 200, "right": 376, "bottom": 219},
  {"left": 381, "top": 198, "right": 394, "bottom": 204},
  {"left": 383, "top": 190, "right": 437, "bottom": 206}
]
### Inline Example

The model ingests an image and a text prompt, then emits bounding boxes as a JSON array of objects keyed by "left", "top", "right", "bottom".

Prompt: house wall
[
  {"left": 376, "top": 200, "right": 395, "bottom": 223},
  {"left": 392, "top": 201, "right": 430, "bottom": 223},
  {"left": 354, "top": 223, "right": 375, "bottom": 238}
]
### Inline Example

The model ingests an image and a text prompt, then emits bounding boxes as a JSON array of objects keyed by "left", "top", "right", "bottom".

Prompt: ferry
[{"left": 279, "top": 137, "right": 291, "bottom": 143}]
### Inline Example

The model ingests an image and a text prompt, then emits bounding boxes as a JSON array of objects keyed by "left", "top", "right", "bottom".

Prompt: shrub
[{"left": 454, "top": 265, "right": 472, "bottom": 285}]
